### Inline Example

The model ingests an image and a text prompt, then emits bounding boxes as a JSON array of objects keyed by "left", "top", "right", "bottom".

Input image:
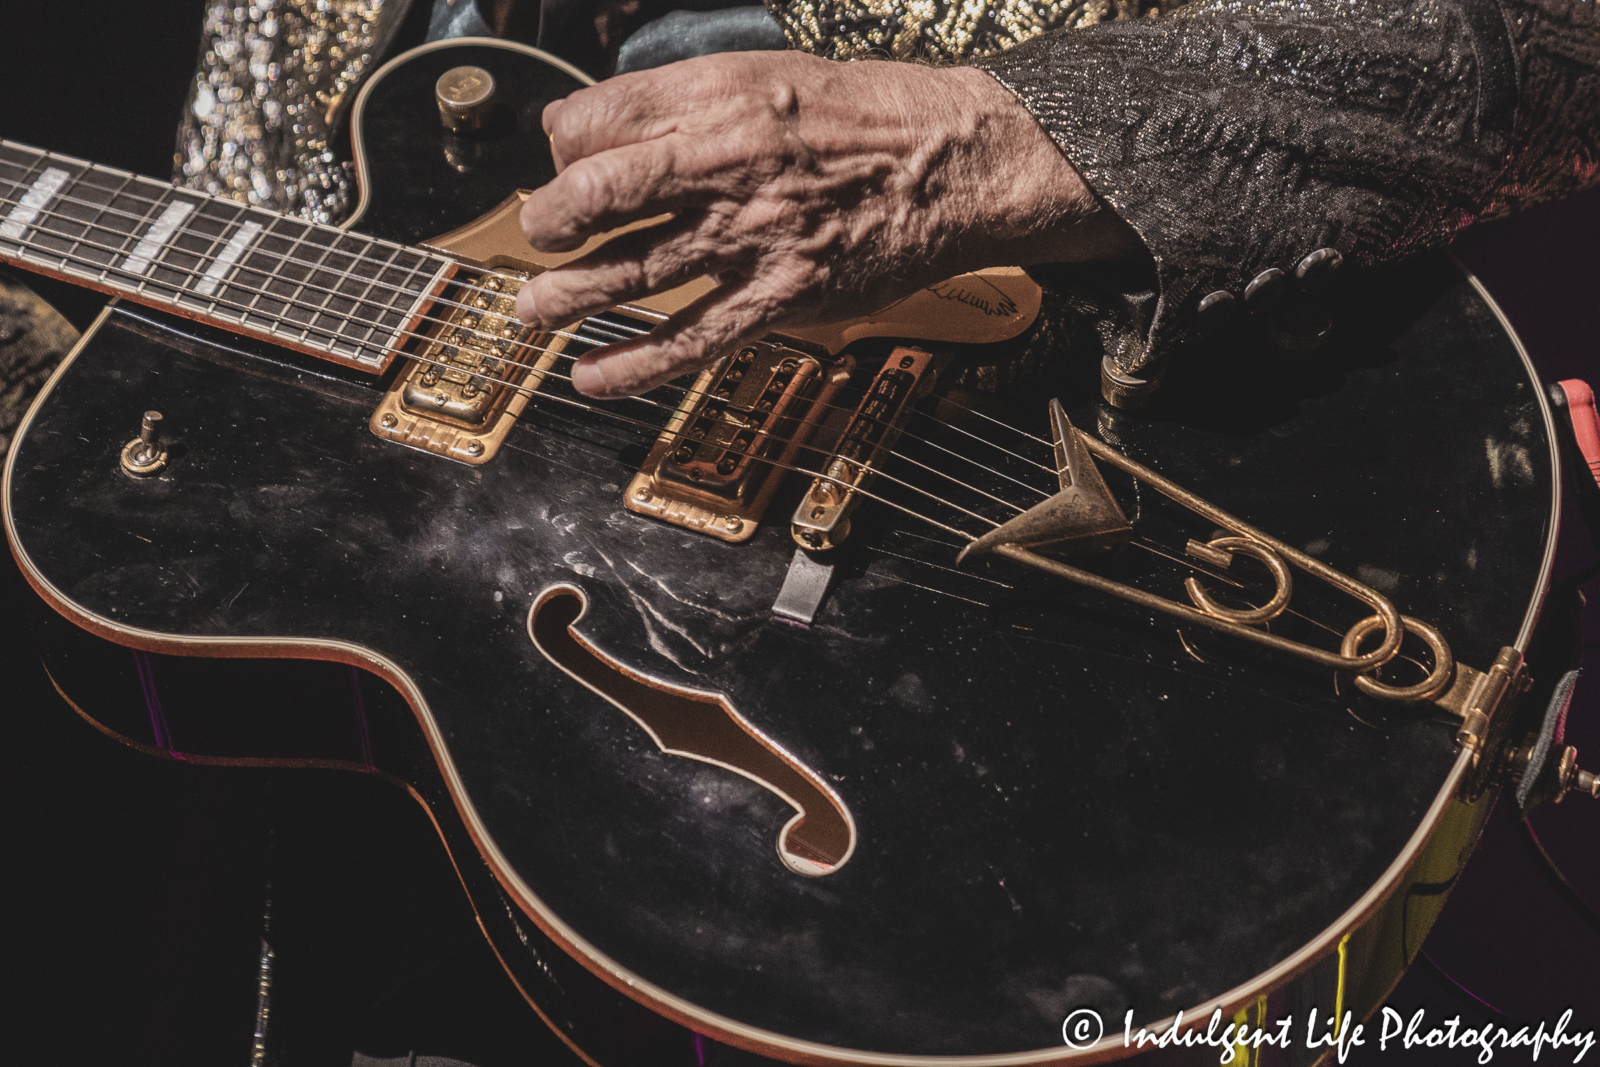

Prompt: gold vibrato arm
[{"left": 962, "top": 400, "right": 1587, "bottom": 789}]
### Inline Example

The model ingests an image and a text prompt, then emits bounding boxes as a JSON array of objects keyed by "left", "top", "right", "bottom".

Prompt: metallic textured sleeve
[
  {"left": 973, "top": 0, "right": 1600, "bottom": 377},
  {"left": 174, "top": 0, "right": 413, "bottom": 225},
  {"left": 763, "top": 0, "right": 1167, "bottom": 62}
]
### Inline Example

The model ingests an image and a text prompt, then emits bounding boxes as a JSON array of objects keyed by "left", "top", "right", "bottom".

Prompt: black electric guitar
[{"left": 2, "top": 37, "right": 1564, "bottom": 1067}]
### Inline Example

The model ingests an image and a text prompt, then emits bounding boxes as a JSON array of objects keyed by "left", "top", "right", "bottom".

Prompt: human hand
[{"left": 515, "top": 50, "right": 1140, "bottom": 398}]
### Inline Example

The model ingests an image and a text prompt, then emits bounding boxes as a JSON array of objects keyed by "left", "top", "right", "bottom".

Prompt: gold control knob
[
  {"left": 436, "top": 66, "right": 496, "bottom": 133},
  {"left": 1099, "top": 354, "right": 1162, "bottom": 411}
]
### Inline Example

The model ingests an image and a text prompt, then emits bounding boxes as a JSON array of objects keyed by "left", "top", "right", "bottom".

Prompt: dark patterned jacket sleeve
[{"left": 971, "top": 0, "right": 1600, "bottom": 380}]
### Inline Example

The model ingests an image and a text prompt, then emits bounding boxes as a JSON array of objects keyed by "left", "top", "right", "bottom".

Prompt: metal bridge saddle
[{"left": 967, "top": 399, "right": 1531, "bottom": 767}]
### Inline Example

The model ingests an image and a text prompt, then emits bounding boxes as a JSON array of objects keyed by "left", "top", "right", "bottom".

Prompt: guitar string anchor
[
  {"left": 120, "top": 410, "right": 168, "bottom": 476},
  {"left": 961, "top": 399, "right": 1528, "bottom": 771}
]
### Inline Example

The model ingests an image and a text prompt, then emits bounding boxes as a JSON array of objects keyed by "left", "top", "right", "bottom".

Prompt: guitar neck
[{"left": 0, "top": 139, "right": 455, "bottom": 374}]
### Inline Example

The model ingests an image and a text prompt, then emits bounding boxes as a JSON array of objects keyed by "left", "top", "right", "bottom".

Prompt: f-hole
[{"left": 528, "top": 587, "right": 856, "bottom": 876}]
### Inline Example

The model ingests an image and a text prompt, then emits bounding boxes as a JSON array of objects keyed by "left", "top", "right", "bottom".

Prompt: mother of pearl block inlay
[
  {"left": 195, "top": 219, "right": 264, "bottom": 296},
  {"left": 0, "top": 166, "right": 71, "bottom": 240},
  {"left": 121, "top": 200, "right": 195, "bottom": 277}
]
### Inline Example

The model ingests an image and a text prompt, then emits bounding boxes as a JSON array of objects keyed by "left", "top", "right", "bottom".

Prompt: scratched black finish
[
  {"left": 351, "top": 41, "right": 585, "bottom": 245},
  {"left": 8, "top": 247, "right": 1552, "bottom": 1055}
]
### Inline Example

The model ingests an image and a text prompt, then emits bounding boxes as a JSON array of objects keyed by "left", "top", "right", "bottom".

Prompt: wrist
[{"left": 938, "top": 65, "right": 1144, "bottom": 267}]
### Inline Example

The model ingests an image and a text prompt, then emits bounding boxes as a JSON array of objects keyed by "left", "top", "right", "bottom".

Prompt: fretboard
[{"left": 0, "top": 139, "right": 456, "bottom": 373}]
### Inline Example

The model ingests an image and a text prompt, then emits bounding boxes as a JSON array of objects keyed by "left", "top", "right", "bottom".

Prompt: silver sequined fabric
[{"left": 174, "top": 0, "right": 413, "bottom": 224}]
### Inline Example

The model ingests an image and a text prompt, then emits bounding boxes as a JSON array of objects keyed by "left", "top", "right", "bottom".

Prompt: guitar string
[
  {"left": 0, "top": 166, "right": 1063, "bottom": 482},
  {"left": 0, "top": 165, "right": 1325, "bottom": 620},
  {"left": 5, "top": 197, "right": 1295, "bottom": 613},
  {"left": 0, "top": 185, "right": 1058, "bottom": 489},
  {"left": 510, "top": 395, "right": 990, "bottom": 545},
  {"left": 2, "top": 190, "right": 1058, "bottom": 510},
  {"left": 4, "top": 213, "right": 1041, "bottom": 537},
  {"left": 0, "top": 180, "right": 1061, "bottom": 488}
]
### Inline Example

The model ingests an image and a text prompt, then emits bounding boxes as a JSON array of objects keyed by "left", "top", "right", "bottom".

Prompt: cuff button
[
  {"left": 1197, "top": 290, "right": 1237, "bottom": 336},
  {"left": 1244, "top": 268, "right": 1287, "bottom": 309},
  {"left": 1295, "top": 247, "right": 1344, "bottom": 294}
]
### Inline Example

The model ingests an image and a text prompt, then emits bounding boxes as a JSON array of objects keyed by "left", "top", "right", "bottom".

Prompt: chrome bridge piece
[
  {"left": 625, "top": 341, "right": 853, "bottom": 543},
  {"left": 791, "top": 346, "right": 942, "bottom": 551},
  {"left": 369, "top": 269, "right": 554, "bottom": 464}
]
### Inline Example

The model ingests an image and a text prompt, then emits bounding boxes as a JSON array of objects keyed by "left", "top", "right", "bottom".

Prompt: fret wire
[
  {"left": 0, "top": 145, "right": 39, "bottom": 197},
  {"left": 0, "top": 175, "right": 639, "bottom": 360},
  {"left": 38, "top": 164, "right": 84, "bottom": 268},
  {"left": 246, "top": 220, "right": 318, "bottom": 342},
  {"left": 4, "top": 179, "right": 470, "bottom": 376},
  {"left": 337, "top": 236, "right": 405, "bottom": 353},
  {"left": 146, "top": 187, "right": 229, "bottom": 296},
  {"left": 0, "top": 153, "right": 64, "bottom": 247},
  {"left": 7, "top": 192, "right": 675, "bottom": 403},
  {"left": 23, "top": 164, "right": 89, "bottom": 266},
  {"left": 178, "top": 198, "right": 247, "bottom": 308},
  {"left": 0, "top": 155, "right": 430, "bottom": 304},
  {"left": 8, "top": 199, "right": 455, "bottom": 358},
  {"left": 69, "top": 166, "right": 131, "bottom": 273},
  {"left": 218, "top": 212, "right": 272, "bottom": 327},
  {"left": 0, "top": 150, "right": 48, "bottom": 214},
  {"left": 0, "top": 161, "right": 591, "bottom": 333},
  {"left": 40, "top": 163, "right": 110, "bottom": 277},
  {"left": 109, "top": 177, "right": 171, "bottom": 283},
  {"left": 264, "top": 216, "right": 320, "bottom": 343},
  {"left": 372, "top": 246, "right": 432, "bottom": 354},
  {"left": 54, "top": 167, "right": 130, "bottom": 280},
  {"left": 198, "top": 206, "right": 276, "bottom": 316},
  {"left": 129, "top": 183, "right": 195, "bottom": 294},
  {"left": 77, "top": 169, "right": 132, "bottom": 279},
  {"left": 323, "top": 231, "right": 385, "bottom": 356},
  {"left": 316, "top": 232, "right": 378, "bottom": 358},
  {"left": 2, "top": 173, "right": 584, "bottom": 345},
  {"left": 345, "top": 235, "right": 411, "bottom": 356},
  {"left": 290, "top": 226, "right": 347, "bottom": 342}
]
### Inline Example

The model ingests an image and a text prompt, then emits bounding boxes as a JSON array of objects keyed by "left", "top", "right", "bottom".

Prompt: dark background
[{"left": 1, "top": 1, "right": 1595, "bottom": 1064}]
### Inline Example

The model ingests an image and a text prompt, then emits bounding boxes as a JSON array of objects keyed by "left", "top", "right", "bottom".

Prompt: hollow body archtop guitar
[{"left": 1, "top": 37, "right": 1561, "bottom": 1067}]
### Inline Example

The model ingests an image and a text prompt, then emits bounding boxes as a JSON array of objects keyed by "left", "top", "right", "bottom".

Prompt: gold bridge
[
  {"left": 625, "top": 340, "right": 854, "bottom": 542},
  {"left": 790, "top": 346, "right": 942, "bottom": 551}
]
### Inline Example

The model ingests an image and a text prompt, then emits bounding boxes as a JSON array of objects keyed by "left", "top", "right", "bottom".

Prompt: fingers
[
  {"left": 541, "top": 59, "right": 756, "bottom": 166},
  {"left": 520, "top": 136, "right": 703, "bottom": 252},
  {"left": 567, "top": 276, "right": 784, "bottom": 398},
  {"left": 515, "top": 214, "right": 730, "bottom": 327},
  {"left": 541, "top": 80, "right": 675, "bottom": 174}
]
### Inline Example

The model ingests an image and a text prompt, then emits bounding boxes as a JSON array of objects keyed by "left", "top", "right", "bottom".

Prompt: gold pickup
[{"left": 369, "top": 268, "right": 558, "bottom": 464}]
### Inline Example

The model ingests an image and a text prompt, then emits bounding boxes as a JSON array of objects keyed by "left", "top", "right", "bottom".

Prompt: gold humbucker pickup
[
  {"left": 370, "top": 269, "right": 556, "bottom": 464},
  {"left": 791, "top": 346, "right": 942, "bottom": 550},
  {"left": 626, "top": 341, "right": 853, "bottom": 543}
]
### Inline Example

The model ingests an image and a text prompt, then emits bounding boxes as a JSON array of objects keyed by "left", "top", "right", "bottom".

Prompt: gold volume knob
[{"left": 436, "top": 66, "right": 496, "bottom": 133}]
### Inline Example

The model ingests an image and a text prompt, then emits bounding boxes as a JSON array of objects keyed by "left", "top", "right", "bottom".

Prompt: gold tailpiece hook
[{"left": 964, "top": 401, "right": 1524, "bottom": 759}]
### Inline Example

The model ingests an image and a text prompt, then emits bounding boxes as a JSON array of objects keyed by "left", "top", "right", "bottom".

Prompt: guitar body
[{"left": 4, "top": 39, "right": 1562, "bottom": 1067}]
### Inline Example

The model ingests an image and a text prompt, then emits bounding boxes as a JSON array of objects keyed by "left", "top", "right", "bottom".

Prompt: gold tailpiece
[{"left": 968, "top": 400, "right": 1529, "bottom": 766}]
